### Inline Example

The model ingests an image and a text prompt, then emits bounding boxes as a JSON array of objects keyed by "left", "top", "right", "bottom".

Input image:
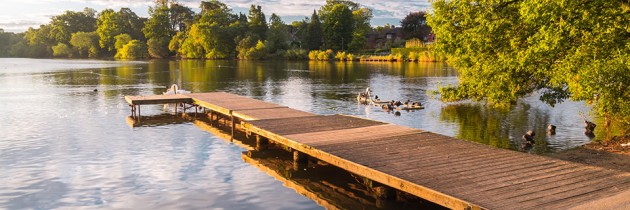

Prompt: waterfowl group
[{"left": 357, "top": 87, "right": 424, "bottom": 111}]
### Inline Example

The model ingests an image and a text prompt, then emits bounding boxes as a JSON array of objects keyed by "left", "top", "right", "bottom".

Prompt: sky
[{"left": 0, "top": 0, "right": 431, "bottom": 33}]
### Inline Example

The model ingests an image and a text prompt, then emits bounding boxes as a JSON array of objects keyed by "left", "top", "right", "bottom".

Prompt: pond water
[{"left": 0, "top": 58, "right": 595, "bottom": 209}]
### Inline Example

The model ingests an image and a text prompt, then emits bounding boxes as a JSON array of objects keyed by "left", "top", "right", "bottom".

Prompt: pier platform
[{"left": 125, "top": 92, "right": 630, "bottom": 209}]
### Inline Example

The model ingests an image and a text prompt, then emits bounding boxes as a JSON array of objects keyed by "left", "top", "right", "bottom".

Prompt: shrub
[
  {"left": 284, "top": 48, "right": 308, "bottom": 60},
  {"left": 346, "top": 53, "right": 354, "bottom": 61},
  {"left": 335, "top": 51, "right": 346, "bottom": 61},
  {"left": 408, "top": 51, "right": 417, "bottom": 62},
  {"left": 308, "top": 50, "right": 319, "bottom": 60}
]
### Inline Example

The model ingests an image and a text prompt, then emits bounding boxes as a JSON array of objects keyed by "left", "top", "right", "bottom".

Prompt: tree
[
  {"left": 115, "top": 40, "right": 148, "bottom": 59},
  {"left": 70, "top": 31, "right": 99, "bottom": 58},
  {"left": 52, "top": 43, "right": 73, "bottom": 57},
  {"left": 247, "top": 5, "right": 267, "bottom": 41},
  {"left": 0, "top": 29, "right": 23, "bottom": 57},
  {"left": 306, "top": 10, "right": 323, "bottom": 50},
  {"left": 23, "top": 25, "right": 54, "bottom": 57},
  {"left": 114, "top": 34, "right": 133, "bottom": 50},
  {"left": 266, "top": 13, "right": 288, "bottom": 54},
  {"left": 428, "top": 0, "right": 630, "bottom": 133},
  {"left": 143, "top": 5, "right": 173, "bottom": 58},
  {"left": 318, "top": 0, "right": 370, "bottom": 51},
  {"left": 321, "top": 3, "right": 354, "bottom": 51},
  {"left": 348, "top": 7, "right": 372, "bottom": 52},
  {"left": 401, "top": 11, "right": 431, "bottom": 40},
  {"left": 169, "top": 3, "right": 195, "bottom": 32},
  {"left": 96, "top": 9, "right": 121, "bottom": 52},
  {"left": 289, "top": 20, "right": 308, "bottom": 49},
  {"left": 117, "top": 8, "right": 145, "bottom": 40},
  {"left": 49, "top": 8, "right": 97, "bottom": 44},
  {"left": 185, "top": 0, "right": 239, "bottom": 59}
]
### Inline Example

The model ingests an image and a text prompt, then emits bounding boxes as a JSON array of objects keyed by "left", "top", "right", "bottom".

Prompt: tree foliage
[
  {"left": 70, "top": 31, "right": 99, "bottom": 58},
  {"left": 0, "top": 29, "right": 23, "bottom": 57},
  {"left": 401, "top": 11, "right": 431, "bottom": 40},
  {"left": 52, "top": 43, "right": 73, "bottom": 57},
  {"left": 266, "top": 13, "right": 288, "bottom": 54},
  {"left": 96, "top": 9, "right": 121, "bottom": 52},
  {"left": 428, "top": 0, "right": 630, "bottom": 132},
  {"left": 319, "top": 0, "right": 371, "bottom": 52},
  {"left": 321, "top": 3, "right": 354, "bottom": 51},
  {"left": 115, "top": 40, "right": 148, "bottom": 59},
  {"left": 143, "top": 5, "right": 173, "bottom": 58},
  {"left": 306, "top": 10, "right": 323, "bottom": 50},
  {"left": 49, "top": 8, "right": 97, "bottom": 44},
  {"left": 247, "top": 5, "right": 267, "bottom": 41}
]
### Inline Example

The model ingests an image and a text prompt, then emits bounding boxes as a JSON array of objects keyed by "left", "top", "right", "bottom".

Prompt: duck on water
[{"left": 357, "top": 87, "right": 424, "bottom": 110}]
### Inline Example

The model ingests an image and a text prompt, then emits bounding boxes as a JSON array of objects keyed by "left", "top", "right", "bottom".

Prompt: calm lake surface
[{"left": 0, "top": 58, "right": 594, "bottom": 209}]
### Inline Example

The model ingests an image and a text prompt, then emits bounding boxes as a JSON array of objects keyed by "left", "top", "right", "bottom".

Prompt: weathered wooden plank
[
  {"left": 518, "top": 175, "right": 630, "bottom": 210},
  {"left": 185, "top": 92, "right": 285, "bottom": 112},
  {"left": 234, "top": 107, "right": 316, "bottom": 120},
  {"left": 492, "top": 171, "right": 627, "bottom": 208},
  {"left": 555, "top": 188, "right": 630, "bottom": 210},
  {"left": 248, "top": 115, "right": 387, "bottom": 136},
  {"left": 284, "top": 124, "right": 422, "bottom": 146},
  {"left": 125, "top": 94, "right": 192, "bottom": 105}
]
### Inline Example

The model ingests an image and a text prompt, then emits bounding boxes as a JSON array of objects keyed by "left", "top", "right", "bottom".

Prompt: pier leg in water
[
  {"left": 373, "top": 185, "right": 395, "bottom": 200},
  {"left": 230, "top": 112, "right": 235, "bottom": 140},
  {"left": 209, "top": 111, "right": 215, "bottom": 126},
  {"left": 255, "top": 135, "right": 269, "bottom": 151},
  {"left": 293, "top": 151, "right": 308, "bottom": 170}
]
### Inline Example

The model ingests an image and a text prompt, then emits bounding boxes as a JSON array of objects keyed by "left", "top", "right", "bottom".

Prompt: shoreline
[{"left": 547, "top": 135, "right": 630, "bottom": 172}]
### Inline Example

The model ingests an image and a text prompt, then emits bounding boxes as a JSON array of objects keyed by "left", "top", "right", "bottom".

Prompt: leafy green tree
[
  {"left": 321, "top": 3, "right": 353, "bottom": 51},
  {"left": 143, "top": 5, "right": 173, "bottom": 58},
  {"left": 114, "top": 34, "right": 133, "bottom": 50},
  {"left": 429, "top": 0, "right": 630, "bottom": 133},
  {"left": 348, "top": 7, "right": 372, "bottom": 52},
  {"left": 52, "top": 43, "right": 74, "bottom": 57},
  {"left": 306, "top": 10, "right": 323, "bottom": 50},
  {"left": 23, "top": 25, "right": 54, "bottom": 57},
  {"left": 169, "top": 3, "right": 195, "bottom": 32},
  {"left": 401, "top": 11, "right": 430, "bottom": 40},
  {"left": 147, "top": 37, "right": 170, "bottom": 58},
  {"left": 0, "top": 29, "right": 23, "bottom": 57},
  {"left": 115, "top": 40, "right": 148, "bottom": 59},
  {"left": 96, "top": 9, "right": 121, "bottom": 53},
  {"left": 266, "top": 13, "right": 288, "bottom": 54},
  {"left": 177, "top": 24, "right": 204, "bottom": 58},
  {"left": 117, "top": 8, "right": 145, "bottom": 40},
  {"left": 70, "top": 31, "right": 99, "bottom": 58},
  {"left": 247, "top": 5, "right": 267, "bottom": 41},
  {"left": 319, "top": 0, "right": 360, "bottom": 18},
  {"left": 49, "top": 8, "right": 97, "bottom": 44},
  {"left": 97, "top": 8, "right": 145, "bottom": 53},
  {"left": 289, "top": 20, "right": 308, "bottom": 49},
  {"left": 183, "top": 0, "right": 239, "bottom": 59},
  {"left": 168, "top": 31, "right": 186, "bottom": 57}
]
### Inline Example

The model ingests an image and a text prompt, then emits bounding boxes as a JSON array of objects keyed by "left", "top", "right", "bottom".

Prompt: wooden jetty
[{"left": 125, "top": 92, "right": 630, "bottom": 210}]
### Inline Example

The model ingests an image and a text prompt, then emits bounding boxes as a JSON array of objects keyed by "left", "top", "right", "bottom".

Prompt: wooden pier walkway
[{"left": 125, "top": 92, "right": 630, "bottom": 210}]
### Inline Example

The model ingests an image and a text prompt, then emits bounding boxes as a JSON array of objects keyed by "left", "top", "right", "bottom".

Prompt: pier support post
[
  {"left": 293, "top": 151, "right": 308, "bottom": 164},
  {"left": 255, "top": 135, "right": 268, "bottom": 151},
  {"left": 230, "top": 111, "right": 235, "bottom": 140},
  {"left": 293, "top": 151, "right": 308, "bottom": 171},
  {"left": 373, "top": 186, "right": 395, "bottom": 200}
]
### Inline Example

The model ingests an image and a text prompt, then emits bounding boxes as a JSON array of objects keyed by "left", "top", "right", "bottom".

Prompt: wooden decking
[{"left": 125, "top": 92, "right": 630, "bottom": 210}]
